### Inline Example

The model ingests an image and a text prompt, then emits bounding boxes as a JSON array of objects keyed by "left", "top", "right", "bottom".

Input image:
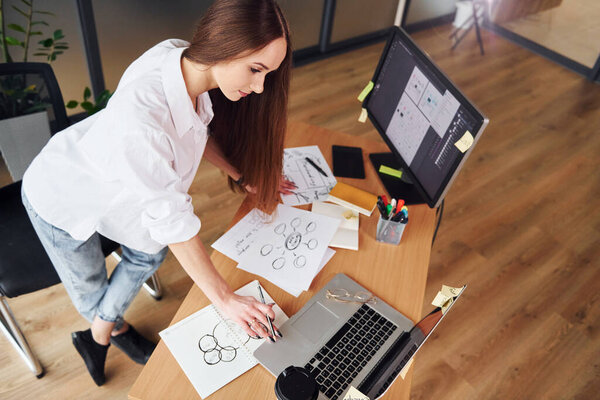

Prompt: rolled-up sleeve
[{"left": 82, "top": 126, "right": 201, "bottom": 245}]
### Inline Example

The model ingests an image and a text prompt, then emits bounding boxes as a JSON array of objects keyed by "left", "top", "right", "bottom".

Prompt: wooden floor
[
  {"left": 1, "top": 24, "right": 599, "bottom": 399},
  {"left": 498, "top": 0, "right": 600, "bottom": 68}
]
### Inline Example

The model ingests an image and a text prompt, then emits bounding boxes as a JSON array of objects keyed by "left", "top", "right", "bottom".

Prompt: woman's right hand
[{"left": 215, "top": 292, "right": 280, "bottom": 341}]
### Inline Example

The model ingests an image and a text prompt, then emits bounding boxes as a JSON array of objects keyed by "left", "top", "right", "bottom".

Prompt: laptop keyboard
[{"left": 304, "top": 304, "right": 397, "bottom": 400}]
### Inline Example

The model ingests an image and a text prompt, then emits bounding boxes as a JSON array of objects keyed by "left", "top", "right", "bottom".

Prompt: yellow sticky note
[
  {"left": 358, "top": 108, "right": 368, "bottom": 123},
  {"left": 441, "top": 285, "right": 462, "bottom": 298},
  {"left": 357, "top": 81, "right": 374, "bottom": 102},
  {"left": 399, "top": 358, "right": 414, "bottom": 379},
  {"left": 454, "top": 130, "right": 474, "bottom": 153},
  {"left": 432, "top": 291, "right": 451, "bottom": 308},
  {"left": 379, "top": 165, "right": 403, "bottom": 179},
  {"left": 344, "top": 386, "right": 370, "bottom": 400},
  {"left": 442, "top": 297, "right": 454, "bottom": 314}
]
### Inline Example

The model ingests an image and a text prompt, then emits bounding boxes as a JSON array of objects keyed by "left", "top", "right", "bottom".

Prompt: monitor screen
[{"left": 364, "top": 27, "right": 489, "bottom": 208}]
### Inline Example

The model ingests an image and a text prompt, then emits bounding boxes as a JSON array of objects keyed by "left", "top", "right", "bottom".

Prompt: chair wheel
[{"left": 36, "top": 367, "right": 45, "bottom": 379}]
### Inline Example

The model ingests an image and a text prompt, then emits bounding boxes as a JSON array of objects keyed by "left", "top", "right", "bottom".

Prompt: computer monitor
[{"left": 363, "top": 26, "right": 489, "bottom": 208}]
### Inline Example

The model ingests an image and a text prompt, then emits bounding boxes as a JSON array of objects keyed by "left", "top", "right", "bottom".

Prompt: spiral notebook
[{"left": 159, "top": 281, "right": 288, "bottom": 399}]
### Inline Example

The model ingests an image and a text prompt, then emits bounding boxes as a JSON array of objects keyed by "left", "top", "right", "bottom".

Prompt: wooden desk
[{"left": 129, "top": 121, "right": 436, "bottom": 400}]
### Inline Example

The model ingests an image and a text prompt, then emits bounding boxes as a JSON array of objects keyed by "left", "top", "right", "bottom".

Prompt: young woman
[{"left": 21, "top": 0, "right": 295, "bottom": 386}]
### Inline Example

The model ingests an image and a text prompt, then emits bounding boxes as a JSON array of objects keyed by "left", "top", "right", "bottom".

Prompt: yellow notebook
[{"left": 327, "top": 182, "right": 378, "bottom": 216}]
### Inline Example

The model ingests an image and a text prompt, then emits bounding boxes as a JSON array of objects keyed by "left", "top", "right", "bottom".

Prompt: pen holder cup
[{"left": 376, "top": 216, "right": 407, "bottom": 245}]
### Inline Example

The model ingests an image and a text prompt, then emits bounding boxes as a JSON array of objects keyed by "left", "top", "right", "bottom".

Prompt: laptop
[{"left": 254, "top": 273, "right": 465, "bottom": 400}]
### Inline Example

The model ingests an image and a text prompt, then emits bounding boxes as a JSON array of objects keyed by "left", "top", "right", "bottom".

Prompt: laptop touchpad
[{"left": 292, "top": 302, "right": 339, "bottom": 344}]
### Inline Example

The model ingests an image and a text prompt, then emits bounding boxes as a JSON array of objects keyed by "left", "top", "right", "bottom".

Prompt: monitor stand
[{"left": 369, "top": 152, "right": 426, "bottom": 205}]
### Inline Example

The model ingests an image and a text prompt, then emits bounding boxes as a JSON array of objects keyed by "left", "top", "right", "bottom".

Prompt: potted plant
[{"left": 0, "top": 0, "right": 71, "bottom": 180}]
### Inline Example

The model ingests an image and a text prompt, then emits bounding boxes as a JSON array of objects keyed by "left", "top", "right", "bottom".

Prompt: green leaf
[
  {"left": 65, "top": 100, "right": 78, "bottom": 108},
  {"left": 21, "top": 0, "right": 33, "bottom": 6},
  {"left": 81, "top": 101, "right": 94, "bottom": 112},
  {"left": 34, "top": 10, "right": 55, "bottom": 16},
  {"left": 83, "top": 87, "right": 91, "bottom": 101},
  {"left": 96, "top": 91, "right": 112, "bottom": 107},
  {"left": 52, "top": 50, "right": 64, "bottom": 55},
  {"left": 39, "top": 38, "right": 53, "bottom": 47},
  {"left": 11, "top": 5, "right": 28, "bottom": 17},
  {"left": 31, "top": 21, "right": 49, "bottom": 26},
  {"left": 54, "top": 45, "right": 69, "bottom": 50},
  {"left": 8, "top": 24, "right": 26, "bottom": 33},
  {"left": 30, "top": 31, "right": 43, "bottom": 36},
  {"left": 53, "top": 30, "right": 64, "bottom": 40},
  {"left": 5, "top": 36, "right": 21, "bottom": 46}
]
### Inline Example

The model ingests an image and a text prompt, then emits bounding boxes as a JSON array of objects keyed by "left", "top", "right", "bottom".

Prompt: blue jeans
[{"left": 21, "top": 189, "right": 168, "bottom": 329}]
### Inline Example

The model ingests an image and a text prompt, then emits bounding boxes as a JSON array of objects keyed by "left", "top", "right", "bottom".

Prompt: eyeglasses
[{"left": 326, "top": 288, "right": 377, "bottom": 305}]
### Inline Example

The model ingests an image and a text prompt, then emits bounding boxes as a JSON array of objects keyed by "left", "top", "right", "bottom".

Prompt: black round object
[{"left": 274, "top": 366, "right": 319, "bottom": 400}]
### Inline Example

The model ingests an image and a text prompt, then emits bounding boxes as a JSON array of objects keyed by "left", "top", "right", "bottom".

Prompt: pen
[
  {"left": 257, "top": 283, "right": 278, "bottom": 341},
  {"left": 305, "top": 157, "right": 328, "bottom": 177}
]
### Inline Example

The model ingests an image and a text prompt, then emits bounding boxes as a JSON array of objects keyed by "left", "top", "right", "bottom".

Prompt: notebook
[
  {"left": 159, "top": 280, "right": 288, "bottom": 399},
  {"left": 327, "top": 182, "right": 378, "bottom": 216},
  {"left": 311, "top": 201, "right": 359, "bottom": 251}
]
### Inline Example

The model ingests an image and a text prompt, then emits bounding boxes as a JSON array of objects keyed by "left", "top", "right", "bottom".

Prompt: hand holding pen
[
  {"left": 216, "top": 292, "right": 279, "bottom": 341},
  {"left": 257, "top": 283, "right": 283, "bottom": 342}
]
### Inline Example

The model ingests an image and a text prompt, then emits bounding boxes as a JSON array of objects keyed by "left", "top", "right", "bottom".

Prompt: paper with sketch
[
  {"left": 239, "top": 246, "right": 336, "bottom": 297},
  {"left": 159, "top": 280, "right": 288, "bottom": 399},
  {"left": 236, "top": 204, "right": 340, "bottom": 292},
  {"left": 281, "top": 145, "right": 337, "bottom": 206},
  {"left": 211, "top": 208, "right": 270, "bottom": 262}
]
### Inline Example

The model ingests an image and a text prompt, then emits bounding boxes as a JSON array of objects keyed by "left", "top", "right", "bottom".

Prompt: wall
[{"left": 405, "top": 0, "right": 457, "bottom": 24}]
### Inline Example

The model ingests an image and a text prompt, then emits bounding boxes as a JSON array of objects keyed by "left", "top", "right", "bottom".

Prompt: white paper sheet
[
  {"left": 211, "top": 208, "right": 270, "bottom": 262},
  {"left": 236, "top": 205, "right": 339, "bottom": 291},
  {"left": 159, "top": 281, "right": 287, "bottom": 399},
  {"left": 281, "top": 146, "right": 337, "bottom": 206},
  {"left": 239, "top": 247, "right": 336, "bottom": 297}
]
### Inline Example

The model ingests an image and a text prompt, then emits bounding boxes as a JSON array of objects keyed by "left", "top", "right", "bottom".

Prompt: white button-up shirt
[{"left": 23, "top": 39, "right": 212, "bottom": 254}]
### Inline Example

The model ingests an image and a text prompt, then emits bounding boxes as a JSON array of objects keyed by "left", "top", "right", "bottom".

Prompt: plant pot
[{"left": 0, "top": 111, "right": 51, "bottom": 182}]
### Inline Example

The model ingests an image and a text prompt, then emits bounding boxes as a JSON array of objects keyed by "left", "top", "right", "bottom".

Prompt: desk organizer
[{"left": 376, "top": 216, "right": 407, "bottom": 245}]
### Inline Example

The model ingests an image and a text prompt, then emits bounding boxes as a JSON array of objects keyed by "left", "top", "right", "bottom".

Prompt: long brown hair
[{"left": 182, "top": 0, "right": 291, "bottom": 213}]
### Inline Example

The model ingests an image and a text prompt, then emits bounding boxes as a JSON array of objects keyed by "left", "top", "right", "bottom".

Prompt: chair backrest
[{"left": 0, "top": 62, "right": 69, "bottom": 134}]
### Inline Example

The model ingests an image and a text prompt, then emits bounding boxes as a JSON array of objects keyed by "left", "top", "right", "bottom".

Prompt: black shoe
[
  {"left": 110, "top": 325, "right": 156, "bottom": 364},
  {"left": 71, "top": 329, "right": 109, "bottom": 386}
]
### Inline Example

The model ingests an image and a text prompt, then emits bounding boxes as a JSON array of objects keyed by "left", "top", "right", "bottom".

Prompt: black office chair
[
  {"left": 0, "top": 63, "right": 163, "bottom": 378},
  {"left": 0, "top": 62, "right": 69, "bottom": 133}
]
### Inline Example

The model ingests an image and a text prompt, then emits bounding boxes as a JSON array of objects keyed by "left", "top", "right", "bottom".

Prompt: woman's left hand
[
  {"left": 279, "top": 177, "right": 296, "bottom": 195},
  {"left": 242, "top": 177, "right": 296, "bottom": 195}
]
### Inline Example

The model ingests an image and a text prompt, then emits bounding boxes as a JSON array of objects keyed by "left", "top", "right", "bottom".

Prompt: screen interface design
[{"left": 369, "top": 36, "right": 481, "bottom": 200}]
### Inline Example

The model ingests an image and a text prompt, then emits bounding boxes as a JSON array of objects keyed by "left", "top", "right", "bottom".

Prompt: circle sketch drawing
[
  {"left": 197, "top": 319, "right": 259, "bottom": 365},
  {"left": 260, "top": 217, "right": 319, "bottom": 270}
]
